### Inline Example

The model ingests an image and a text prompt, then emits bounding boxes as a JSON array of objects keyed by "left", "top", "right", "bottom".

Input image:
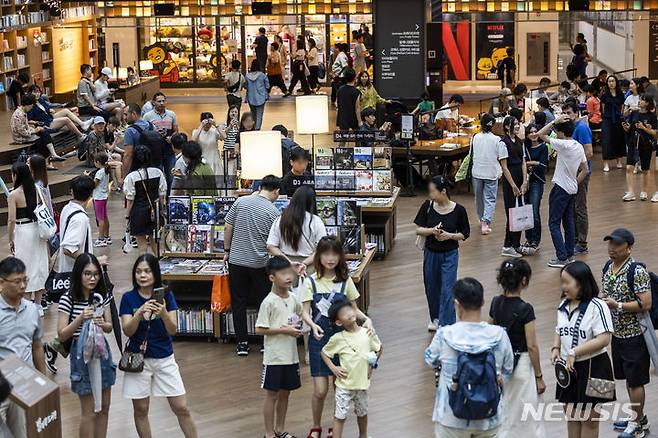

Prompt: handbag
[
  {"left": 34, "top": 187, "right": 56, "bottom": 240},
  {"left": 415, "top": 201, "right": 434, "bottom": 250},
  {"left": 585, "top": 359, "right": 615, "bottom": 400},
  {"left": 119, "top": 321, "right": 151, "bottom": 373},
  {"left": 45, "top": 210, "right": 88, "bottom": 300},
  {"left": 508, "top": 196, "right": 534, "bottom": 232}
]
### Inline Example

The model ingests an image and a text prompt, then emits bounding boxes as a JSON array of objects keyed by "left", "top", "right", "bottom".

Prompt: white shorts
[
  {"left": 334, "top": 387, "right": 368, "bottom": 420},
  {"left": 122, "top": 355, "right": 186, "bottom": 399}
]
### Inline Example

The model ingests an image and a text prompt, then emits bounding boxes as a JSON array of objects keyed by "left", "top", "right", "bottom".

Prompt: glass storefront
[{"left": 102, "top": 12, "right": 373, "bottom": 87}]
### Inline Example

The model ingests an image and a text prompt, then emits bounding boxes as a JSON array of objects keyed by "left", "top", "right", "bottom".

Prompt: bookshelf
[{"left": 0, "top": 2, "right": 97, "bottom": 110}]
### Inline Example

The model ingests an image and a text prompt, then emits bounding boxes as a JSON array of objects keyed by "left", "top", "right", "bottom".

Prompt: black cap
[{"left": 604, "top": 228, "right": 635, "bottom": 246}]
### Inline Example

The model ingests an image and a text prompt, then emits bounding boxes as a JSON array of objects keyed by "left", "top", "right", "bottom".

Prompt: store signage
[
  {"left": 333, "top": 131, "right": 387, "bottom": 142},
  {"left": 650, "top": 21, "right": 658, "bottom": 79},
  {"left": 475, "top": 14, "right": 515, "bottom": 81},
  {"left": 374, "top": 0, "right": 425, "bottom": 100}
]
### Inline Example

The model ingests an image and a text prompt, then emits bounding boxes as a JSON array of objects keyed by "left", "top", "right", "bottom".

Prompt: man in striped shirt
[{"left": 223, "top": 175, "right": 282, "bottom": 356}]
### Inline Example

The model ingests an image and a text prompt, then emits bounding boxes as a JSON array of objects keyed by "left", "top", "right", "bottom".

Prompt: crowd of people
[{"left": 1, "top": 31, "right": 658, "bottom": 438}]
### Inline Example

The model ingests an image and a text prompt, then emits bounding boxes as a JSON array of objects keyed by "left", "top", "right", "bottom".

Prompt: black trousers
[
  {"left": 331, "top": 78, "right": 344, "bottom": 104},
  {"left": 227, "top": 263, "right": 271, "bottom": 343},
  {"left": 79, "top": 106, "right": 111, "bottom": 121},
  {"left": 267, "top": 74, "right": 288, "bottom": 94},
  {"left": 502, "top": 164, "right": 525, "bottom": 249},
  {"left": 308, "top": 65, "right": 320, "bottom": 89},
  {"left": 289, "top": 65, "right": 311, "bottom": 94}
]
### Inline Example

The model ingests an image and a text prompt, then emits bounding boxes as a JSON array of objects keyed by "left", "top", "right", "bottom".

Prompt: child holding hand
[{"left": 321, "top": 300, "right": 382, "bottom": 438}]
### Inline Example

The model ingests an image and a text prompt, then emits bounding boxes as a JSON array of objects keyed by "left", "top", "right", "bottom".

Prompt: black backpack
[
  {"left": 603, "top": 260, "right": 658, "bottom": 328},
  {"left": 131, "top": 122, "right": 165, "bottom": 170}
]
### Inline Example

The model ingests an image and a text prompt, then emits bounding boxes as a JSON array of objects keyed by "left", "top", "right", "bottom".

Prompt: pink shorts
[{"left": 94, "top": 199, "right": 108, "bottom": 221}]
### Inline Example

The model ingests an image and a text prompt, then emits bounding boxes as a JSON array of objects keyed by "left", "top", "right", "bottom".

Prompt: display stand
[{"left": 0, "top": 355, "right": 61, "bottom": 438}]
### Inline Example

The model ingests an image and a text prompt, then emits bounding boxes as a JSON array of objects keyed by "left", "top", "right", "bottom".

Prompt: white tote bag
[
  {"left": 508, "top": 197, "right": 534, "bottom": 232},
  {"left": 34, "top": 187, "right": 57, "bottom": 240}
]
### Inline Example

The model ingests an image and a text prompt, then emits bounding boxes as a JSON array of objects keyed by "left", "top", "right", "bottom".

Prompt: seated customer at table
[
  {"left": 11, "top": 93, "right": 67, "bottom": 167},
  {"left": 434, "top": 94, "right": 464, "bottom": 121},
  {"left": 359, "top": 108, "right": 391, "bottom": 146},
  {"left": 94, "top": 67, "right": 125, "bottom": 119},
  {"left": 280, "top": 146, "right": 314, "bottom": 197},
  {"left": 488, "top": 88, "right": 516, "bottom": 116},
  {"left": 26, "top": 85, "right": 92, "bottom": 138}
]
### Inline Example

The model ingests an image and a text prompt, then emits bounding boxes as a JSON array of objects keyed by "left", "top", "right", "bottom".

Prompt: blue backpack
[
  {"left": 603, "top": 260, "right": 658, "bottom": 328},
  {"left": 448, "top": 349, "right": 501, "bottom": 421}
]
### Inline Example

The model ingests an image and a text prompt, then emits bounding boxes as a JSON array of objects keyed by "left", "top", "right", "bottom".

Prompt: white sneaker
[
  {"left": 652, "top": 192, "right": 658, "bottom": 203},
  {"left": 640, "top": 192, "right": 648, "bottom": 201},
  {"left": 427, "top": 320, "right": 438, "bottom": 332},
  {"left": 93, "top": 238, "right": 107, "bottom": 248},
  {"left": 501, "top": 247, "right": 522, "bottom": 258},
  {"left": 603, "top": 165, "right": 610, "bottom": 172},
  {"left": 622, "top": 192, "right": 636, "bottom": 202}
]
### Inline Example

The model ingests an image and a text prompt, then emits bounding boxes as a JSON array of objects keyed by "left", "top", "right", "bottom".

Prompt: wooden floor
[{"left": 1, "top": 92, "right": 658, "bottom": 437}]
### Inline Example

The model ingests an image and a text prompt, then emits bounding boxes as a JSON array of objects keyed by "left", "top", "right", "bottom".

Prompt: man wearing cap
[
  {"left": 94, "top": 66, "right": 125, "bottom": 119},
  {"left": 601, "top": 228, "right": 653, "bottom": 438},
  {"left": 471, "top": 113, "right": 508, "bottom": 236}
]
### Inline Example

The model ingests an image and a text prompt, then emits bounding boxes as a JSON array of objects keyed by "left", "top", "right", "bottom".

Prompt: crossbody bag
[{"left": 119, "top": 320, "right": 151, "bottom": 373}]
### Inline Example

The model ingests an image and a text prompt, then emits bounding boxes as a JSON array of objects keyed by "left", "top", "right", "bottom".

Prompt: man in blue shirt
[{"left": 562, "top": 100, "right": 593, "bottom": 255}]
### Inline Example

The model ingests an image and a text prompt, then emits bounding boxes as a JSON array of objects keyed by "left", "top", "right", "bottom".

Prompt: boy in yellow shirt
[{"left": 321, "top": 300, "right": 382, "bottom": 438}]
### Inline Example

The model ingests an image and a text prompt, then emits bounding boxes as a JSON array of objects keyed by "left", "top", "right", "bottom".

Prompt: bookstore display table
[{"left": 159, "top": 248, "right": 377, "bottom": 340}]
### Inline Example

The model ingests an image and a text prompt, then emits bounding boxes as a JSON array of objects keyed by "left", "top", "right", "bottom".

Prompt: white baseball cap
[{"left": 100, "top": 67, "right": 113, "bottom": 77}]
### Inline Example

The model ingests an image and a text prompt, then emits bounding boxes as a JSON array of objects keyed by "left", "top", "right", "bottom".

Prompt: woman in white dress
[
  {"left": 192, "top": 112, "right": 222, "bottom": 174},
  {"left": 7, "top": 162, "right": 49, "bottom": 314}
]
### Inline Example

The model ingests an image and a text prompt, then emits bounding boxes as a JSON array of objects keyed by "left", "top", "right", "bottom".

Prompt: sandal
[
  {"left": 327, "top": 428, "right": 333, "bottom": 438},
  {"left": 276, "top": 433, "right": 298, "bottom": 438},
  {"left": 307, "top": 427, "right": 322, "bottom": 438}
]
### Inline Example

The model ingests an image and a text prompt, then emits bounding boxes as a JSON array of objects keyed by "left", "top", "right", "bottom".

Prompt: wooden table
[
  {"left": 115, "top": 76, "right": 160, "bottom": 107},
  {"left": 393, "top": 135, "right": 472, "bottom": 178}
]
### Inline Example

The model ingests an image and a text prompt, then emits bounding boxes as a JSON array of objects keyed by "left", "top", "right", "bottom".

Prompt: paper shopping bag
[
  {"left": 508, "top": 197, "right": 534, "bottom": 232},
  {"left": 211, "top": 274, "right": 231, "bottom": 313}
]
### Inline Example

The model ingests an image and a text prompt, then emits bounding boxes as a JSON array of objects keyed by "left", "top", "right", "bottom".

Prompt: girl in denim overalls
[{"left": 301, "top": 236, "right": 375, "bottom": 438}]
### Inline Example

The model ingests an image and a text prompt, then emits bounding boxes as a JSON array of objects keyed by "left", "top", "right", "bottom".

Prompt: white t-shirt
[
  {"left": 471, "top": 132, "right": 508, "bottom": 180},
  {"left": 307, "top": 47, "right": 319, "bottom": 67},
  {"left": 94, "top": 79, "right": 111, "bottom": 103},
  {"left": 549, "top": 137, "right": 587, "bottom": 195},
  {"left": 123, "top": 167, "right": 167, "bottom": 201},
  {"left": 555, "top": 297, "right": 613, "bottom": 362},
  {"left": 93, "top": 168, "right": 109, "bottom": 201},
  {"left": 58, "top": 202, "right": 93, "bottom": 273},
  {"left": 434, "top": 103, "right": 458, "bottom": 121},
  {"left": 267, "top": 213, "right": 327, "bottom": 258},
  {"left": 624, "top": 94, "right": 640, "bottom": 111}
]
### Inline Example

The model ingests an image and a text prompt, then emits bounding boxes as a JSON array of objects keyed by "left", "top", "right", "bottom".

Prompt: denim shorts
[{"left": 70, "top": 338, "right": 117, "bottom": 396}]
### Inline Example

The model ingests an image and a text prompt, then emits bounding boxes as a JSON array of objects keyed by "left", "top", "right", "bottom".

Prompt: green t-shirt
[
  {"left": 417, "top": 100, "right": 434, "bottom": 113},
  {"left": 255, "top": 292, "right": 303, "bottom": 366},
  {"left": 302, "top": 274, "right": 359, "bottom": 303},
  {"left": 322, "top": 327, "right": 381, "bottom": 390}
]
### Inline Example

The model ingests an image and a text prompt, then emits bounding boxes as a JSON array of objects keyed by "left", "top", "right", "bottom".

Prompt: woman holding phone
[
  {"left": 119, "top": 254, "right": 198, "bottom": 438},
  {"left": 57, "top": 253, "right": 116, "bottom": 438},
  {"left": 414, "top": 175, "right": 470, "bottom": 332}
]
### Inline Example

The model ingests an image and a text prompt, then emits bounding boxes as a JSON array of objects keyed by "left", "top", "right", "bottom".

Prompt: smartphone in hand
[{"left": 153, "top": 287, "right": 166, "bottom": 304}]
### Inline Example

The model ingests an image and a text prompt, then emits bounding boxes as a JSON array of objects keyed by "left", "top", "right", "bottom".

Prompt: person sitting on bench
[
  {"left": 76, "top": 64, "right": 110, "bottom": 119},
  {"left": 26, "top": 85, "right": 92, "bottom": 138},
  {"left": 11, "top": 93, "right": 66, "bottom": 169}
]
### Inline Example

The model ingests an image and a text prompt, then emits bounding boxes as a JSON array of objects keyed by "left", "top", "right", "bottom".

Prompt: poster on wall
[
  {"left": 374, "top": 0, "right": 425, "bottom": 99},
  {"left": 650, "top": 21, "right": 658, "bottom": 79},
  {"left": 475, "top": 14, "right": 514, "bottom": 81},
  {"left": 143, "top": 43, "right": 181, "bottom": 83},
  {"left": 442, "top": 19, "right": 470, "bottom": 81}
]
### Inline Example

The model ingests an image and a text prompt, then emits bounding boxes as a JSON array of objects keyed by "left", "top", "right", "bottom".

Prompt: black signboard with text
[
  {"left": 475, "top": 14, "right": 515, "bottom": 81},
  {"left": 374, "top": 0, "right": 425, "bottom": 100}
]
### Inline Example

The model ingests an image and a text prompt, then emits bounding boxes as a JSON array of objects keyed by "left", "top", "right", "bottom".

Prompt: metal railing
[{"left": 477, "top": 67, "right": 638, "bottom": 114}]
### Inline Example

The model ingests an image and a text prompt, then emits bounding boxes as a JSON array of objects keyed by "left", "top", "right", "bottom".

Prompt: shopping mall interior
[{"left": 0, "top": 0, "right": 657, "bottom": 437}]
